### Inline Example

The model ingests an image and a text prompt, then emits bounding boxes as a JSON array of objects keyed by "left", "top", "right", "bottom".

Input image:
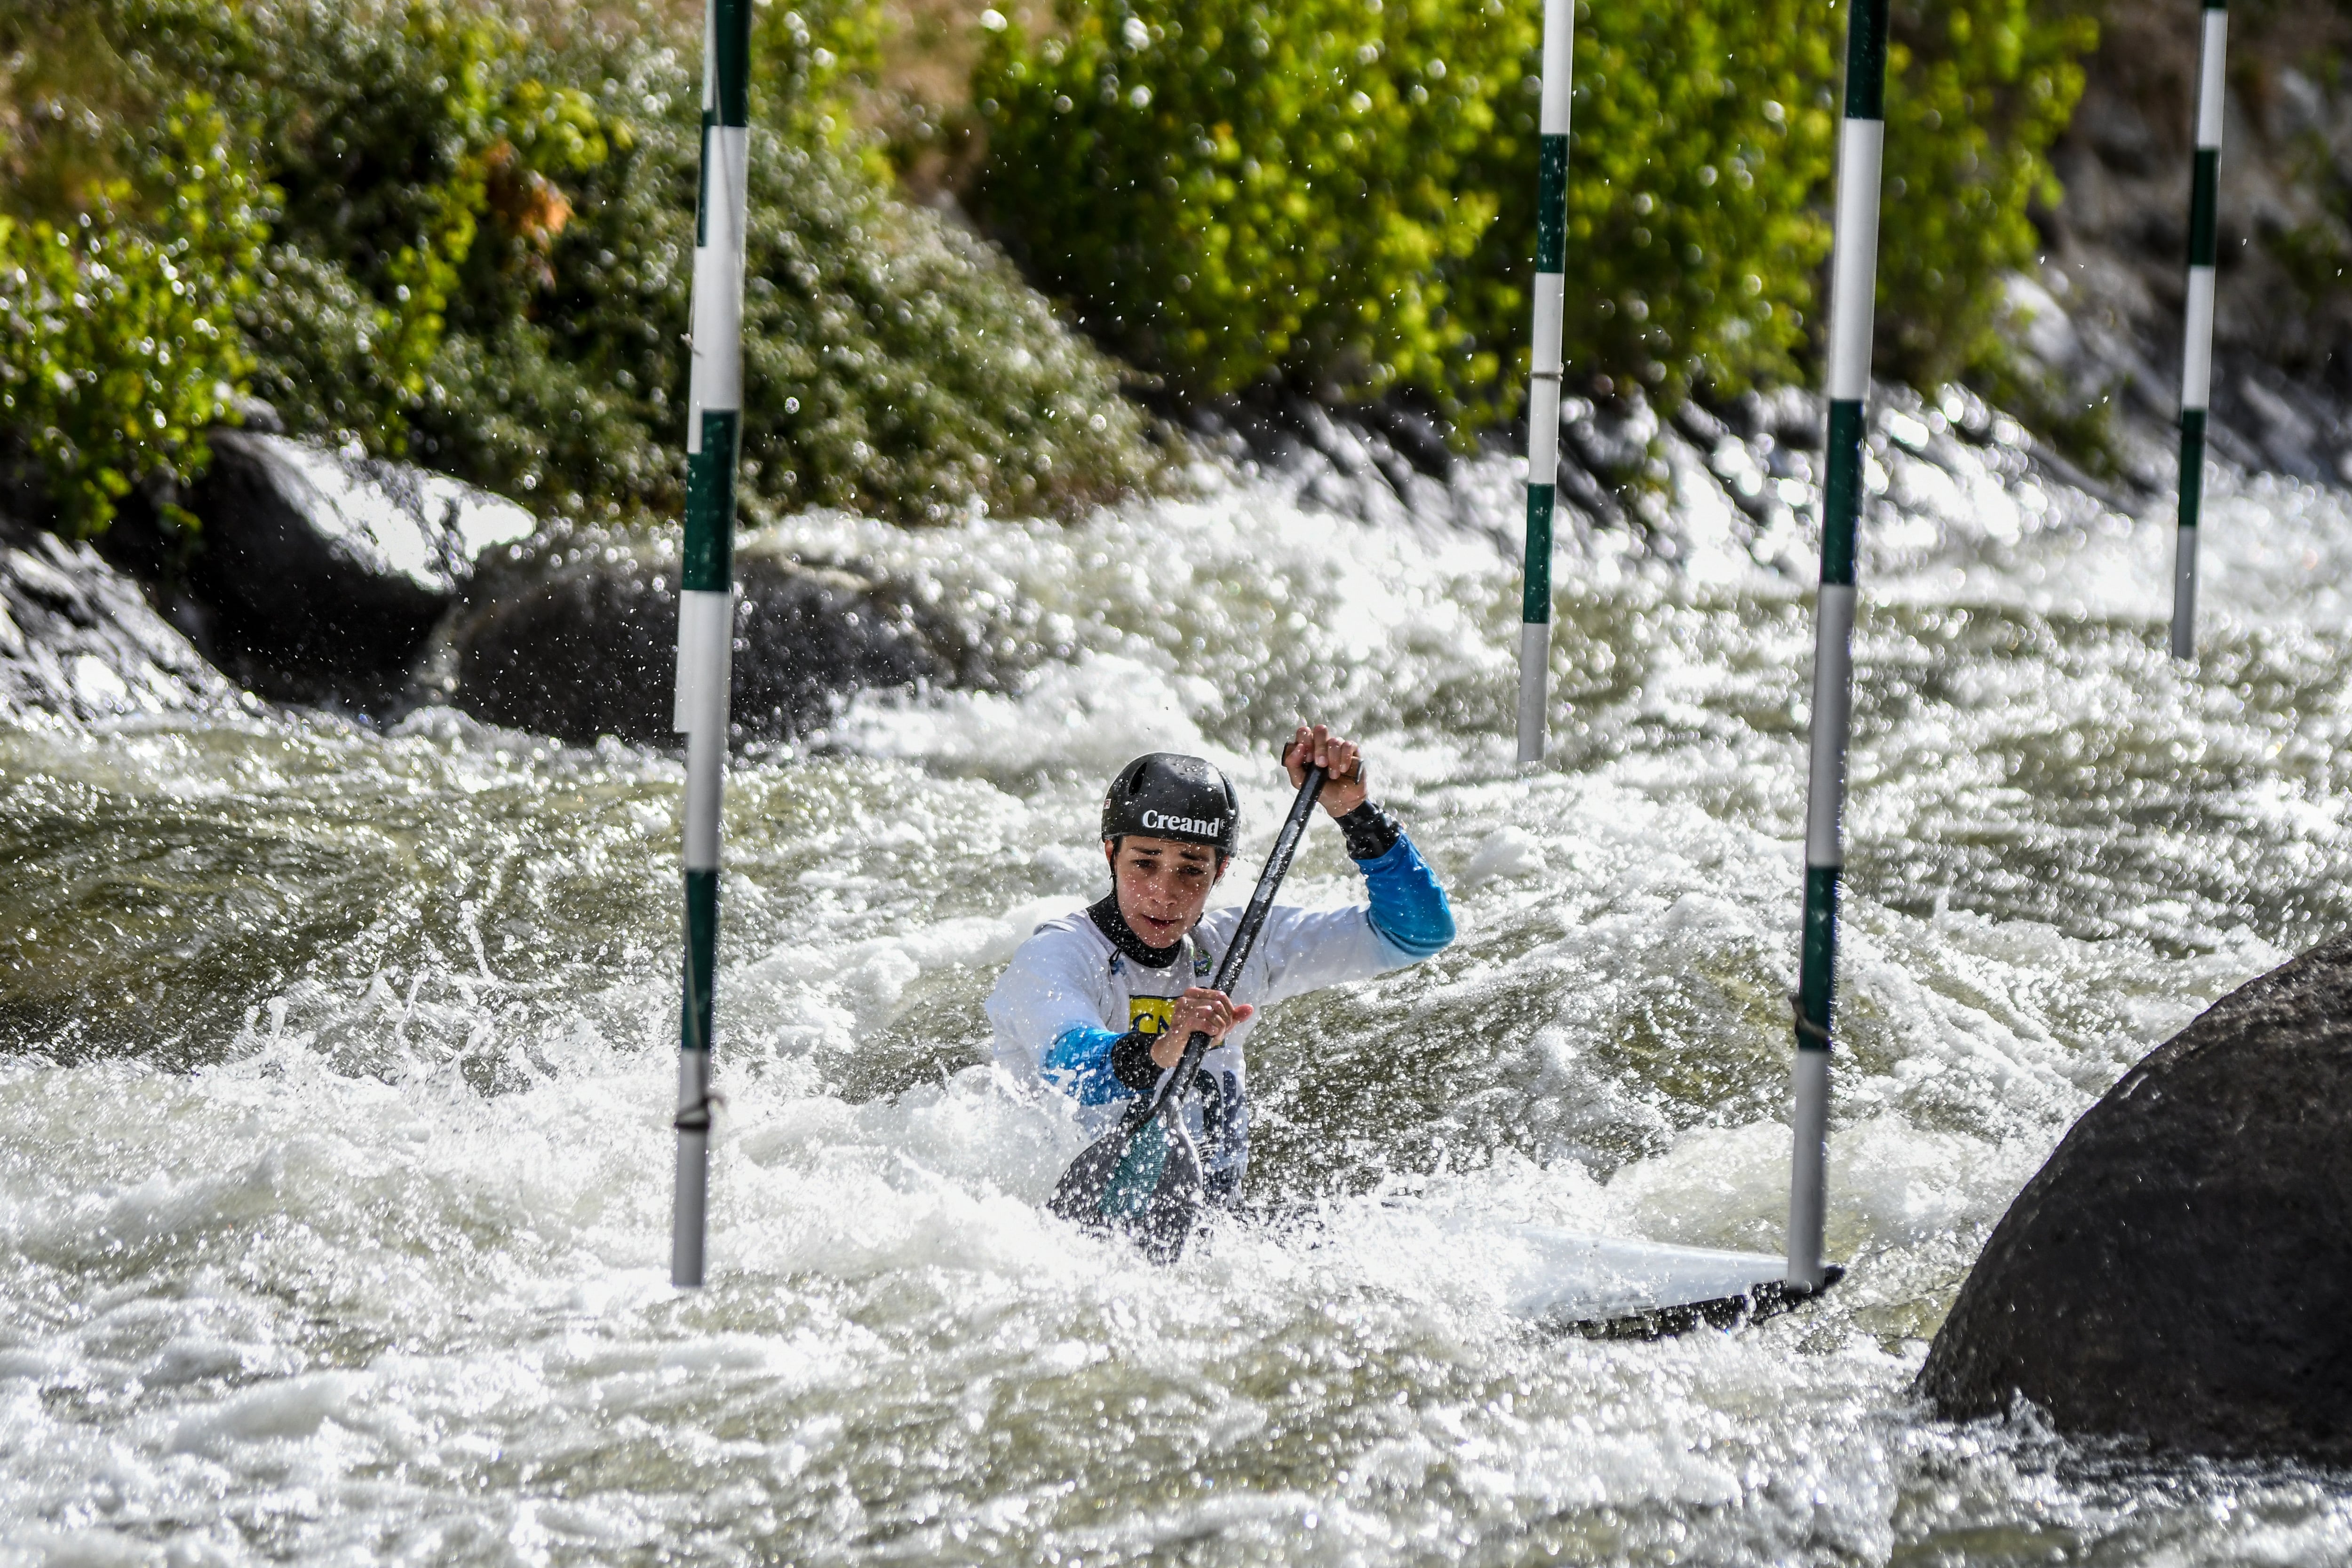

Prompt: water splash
[{"left": 3, "top": 421, "right": 2350, "bottom": 1561}]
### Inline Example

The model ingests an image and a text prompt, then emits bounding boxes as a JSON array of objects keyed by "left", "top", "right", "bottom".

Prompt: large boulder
[
  {"left": 0, "top": 513, "right": 239, "bottom": 723},
  {"left": 436, "top": 537, "right": 982, "bottom": 746},
  {"left": 1919, "top": 936, "right": 2352, "bottom": 1461},
  {"left": 181, "top": 430, "right": 535, "bottom": 708}
]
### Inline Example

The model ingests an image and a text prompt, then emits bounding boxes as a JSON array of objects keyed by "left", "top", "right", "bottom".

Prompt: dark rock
[
  {"left": 1562, "top": 396, "right": 1661, "bottom": 492},
  {"left": 226, "top": 395, "right": 286, "bottom": 436},
  {"left": 2083, "top": 93, "right": 2165, "bottom": 177},
  {"left": 1355, "top": 426, "right": 1425, "bottom": 505},
  {"left": 1670, "top": 399, "right": 1733, "bottom": 450},
  {"left": 1919, "top": 935, "right": 2352, "bottom": 1462},
  {"left": 1549, "top": 441, "right": 1622, "bottom": 527},
  {"left": 1359, "top": 402, "right": 1453, "bottom": 478},
  {"left": 440, "top": 539, "right": 961, "bottom": 746},
  {"left": 1281, "top": 394, "right": 1376, "bottom": 477},
  {"left": 0, "top": 511, "right": 239, "bottom": 722},
  {"left": 1170, "top": 388, "right": 1448, "bottom": 526},
  {"left": 183, "top": 430, "right": 535, "bottom": 712},
  {"left": 2231, "top": 372, "right": 2328, "bottom": 482},
  {"left": 2034, "top": 0, "right": 2352, "bottom": 482},
  {"left": 1727, "top": 385, "right": 1825, "bottom": 451}
]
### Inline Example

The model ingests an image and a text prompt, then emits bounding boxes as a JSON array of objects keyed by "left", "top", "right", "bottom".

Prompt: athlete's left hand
[{"left": 1283, "top": 724, "right": 1369, "bottom": 818}]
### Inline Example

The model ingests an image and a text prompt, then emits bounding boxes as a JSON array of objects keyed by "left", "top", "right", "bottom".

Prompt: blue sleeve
[
  {"left": 1358, "top": 834, "right": 1454, "bottom": 960},
  {"left": 1041, "top": 1025, "right": 1134, "bottom": 1106}
]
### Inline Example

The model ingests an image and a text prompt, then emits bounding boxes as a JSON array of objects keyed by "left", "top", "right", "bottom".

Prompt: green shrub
[
  {"left": 413, "top": 63, "right": 1165, "bottom": 523},
  {"left": 3, "top": 0, "right": 1160, "bottom": 532},
  {"left": 136, "top": 0, "right": 625, "bottom": 458},
  {"left": 1877, "top": 0, "right": 2095, "bottom": 387},
  {"left": 0, "top": 93, "right": 270, "bottom": 536},
  {"left": 971, "top": 0, "right": 1840, "bottom": 417},
  {"left": 973, "top": 0, "right": 2095, "bottom": 422},
  {"left": 1449, "top": 0, "right": 1838, "bottom": 414},
  {"left": 972, "top": 0, "right": 1520, "bottom": 406}
]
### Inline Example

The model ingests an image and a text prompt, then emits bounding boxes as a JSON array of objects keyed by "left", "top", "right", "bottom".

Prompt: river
[{"left": 7, "top": 412, "right": 2352, "bottom": 1563}]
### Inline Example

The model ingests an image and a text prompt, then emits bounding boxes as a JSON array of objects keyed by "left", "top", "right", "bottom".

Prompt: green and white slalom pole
[
  {"left": 1515, "top": 0, "right": 1574, "bottom": 763},
  {"left": 1788, "top": 0, "right": 1888, "bottom": 1293},
  {"left": 2170, "top": 0, "right": 2227, "bottom": 661},
  {"left": 671, "top": 0, "right": 751, "bottom": 1290}
]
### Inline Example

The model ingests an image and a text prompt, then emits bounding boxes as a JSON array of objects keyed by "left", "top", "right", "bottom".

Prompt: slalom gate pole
[
  {"left": 2170, "top": 0, "right": 2227, "bottom": 662},
  {"left": 1787, "top": 0, "right": 1889, "bottom": 1292},
  {"left": 671, "top": 0, "right": 751, "bottom": 1289},
  {"left": 1514, "top": 0, "right": 1575, "bottom": 763}
]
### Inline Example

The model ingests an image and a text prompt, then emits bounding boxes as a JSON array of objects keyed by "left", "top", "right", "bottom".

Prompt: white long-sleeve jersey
[{"left": 987, "top": 863, "right": 1447, "bottom": 1198}]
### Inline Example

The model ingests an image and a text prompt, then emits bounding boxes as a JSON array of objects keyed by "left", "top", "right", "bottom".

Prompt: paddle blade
[{"left": 1049, "top": 1112, "right": 1207, "bottom": 1264}]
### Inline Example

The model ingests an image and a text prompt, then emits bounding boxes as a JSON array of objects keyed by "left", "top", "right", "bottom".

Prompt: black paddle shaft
[{"left": 1136, "top": 764, "right": 1327, "bottom": 1124}]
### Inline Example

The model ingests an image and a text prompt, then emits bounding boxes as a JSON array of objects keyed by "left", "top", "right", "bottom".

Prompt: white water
[{"left": 7, "top": 418, "right": 2352, "bottom": 1564}]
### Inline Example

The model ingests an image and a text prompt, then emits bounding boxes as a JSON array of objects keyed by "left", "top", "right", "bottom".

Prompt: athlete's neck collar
[{"left": 1087, "top": 893, "right": 1186, "bottom": 969}]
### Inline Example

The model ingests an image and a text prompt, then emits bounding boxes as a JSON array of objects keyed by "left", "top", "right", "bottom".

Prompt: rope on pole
[
  {"left": 672, "top": 0, "right": 751, "bottom": 1290},
  {"left": 2171, "top": 0, "right": 2227, "bottom": 661},
  {"left": 1515, "top": 0, "right": 1575, "bottom": 764},
  {"left": 1787, "top": 0, "right": 1888, "bottom": 1292}
]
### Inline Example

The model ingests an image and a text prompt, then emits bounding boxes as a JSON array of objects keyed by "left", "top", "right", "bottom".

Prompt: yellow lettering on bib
[{"left": 1129, "top": 996, "right": 1176, "bottom": 1037}]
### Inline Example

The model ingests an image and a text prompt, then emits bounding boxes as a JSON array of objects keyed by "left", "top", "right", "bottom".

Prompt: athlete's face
[{"left": 1105, "top": 835, "right": 1226, "bottom": 947}]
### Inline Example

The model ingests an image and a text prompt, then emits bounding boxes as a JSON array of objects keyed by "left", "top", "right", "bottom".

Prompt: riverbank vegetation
[
  {"left": 3, "top": 0, "right": 2097, "bottom": 536},
  {"left": 972, "top": 0, "right": 2092, "bottom": 424},
  {"left": 1, "top": 0, "right": 1160, "bottom": 536}
]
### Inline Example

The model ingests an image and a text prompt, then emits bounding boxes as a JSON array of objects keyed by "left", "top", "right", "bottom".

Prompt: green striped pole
[
  {"left": 1788, "top": 0, "right": 1887, "bottom": 1292},
  {"left": 1514, "top": 0, "right": 1574, "bottom": 763},
  {"left": 2171, "top": 0, "right": 2227, "bottom": 661},
  {"left": 672, "top": 0, "right": 751, "bottom": 1289}
]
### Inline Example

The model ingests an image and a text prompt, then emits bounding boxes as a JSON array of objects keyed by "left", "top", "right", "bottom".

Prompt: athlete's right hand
[{"left": 1155, "top": 987, "right": 1256, "bottom": 1068}]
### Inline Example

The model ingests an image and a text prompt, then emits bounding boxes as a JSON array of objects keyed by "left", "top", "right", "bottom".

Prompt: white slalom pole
[
  {"left": 2170, "top": 0, "right": 2227, "bottom": 661},
  {"left": 1514, "top": 0, "right": 1574, "bottom": 763},
  {"left": 1787, "top": 0, "right": 1888, "bottom": 1293},
  {"left": 672, "top": 0, "right": 751, "bottom": 1289}
]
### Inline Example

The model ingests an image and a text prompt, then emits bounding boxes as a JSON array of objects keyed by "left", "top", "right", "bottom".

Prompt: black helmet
[{"left": 1101, "top": 753, "right": 1240, "bottom": 856}]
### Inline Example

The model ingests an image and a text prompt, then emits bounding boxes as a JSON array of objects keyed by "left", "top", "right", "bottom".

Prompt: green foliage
[
  {"left": 760, "top": 0, "right": 890, "bottom": 145},
  {"left": 1, "top": 0, "right": 1159, "bottom": 533},
  {"left": 0, "top": 95, "right": 271, "bottom": 536},
  {"left": 135, "top": 0, "right": 627, "bottom": 456},
  {"left": 0, "top": 0, "right": 2100, "bottom": 540},
  {"left": 971, "top": 0, "right": 1837, "bottom": 417},
  {"left": 973, "top": 0, "right": 2096, "bottom": 422},
  {"left": 395, "top": 0, "right": 1161, "bottom": 523},
  {"left": 1877, "top": 0, "right": 2096, "bottom": 388},
  {"left": 972, "top": 0, "right": 1519, "bottom": 405},
  {"left": 1455, "top": 0, "right": 1838, "bottom": 414},
  {"left": 413, "top": 56, "right": 1162, "bottom": 523}
]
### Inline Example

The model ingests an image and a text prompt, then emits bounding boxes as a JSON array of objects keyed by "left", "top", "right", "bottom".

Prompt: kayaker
[{"left": 986, "top": 724, "right": 1455, "bottom": 1203}]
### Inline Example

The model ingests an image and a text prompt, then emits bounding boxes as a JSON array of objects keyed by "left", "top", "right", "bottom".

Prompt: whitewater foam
[{"left": 5, "top": 423, "right": 2352, "bottom": 1561}]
